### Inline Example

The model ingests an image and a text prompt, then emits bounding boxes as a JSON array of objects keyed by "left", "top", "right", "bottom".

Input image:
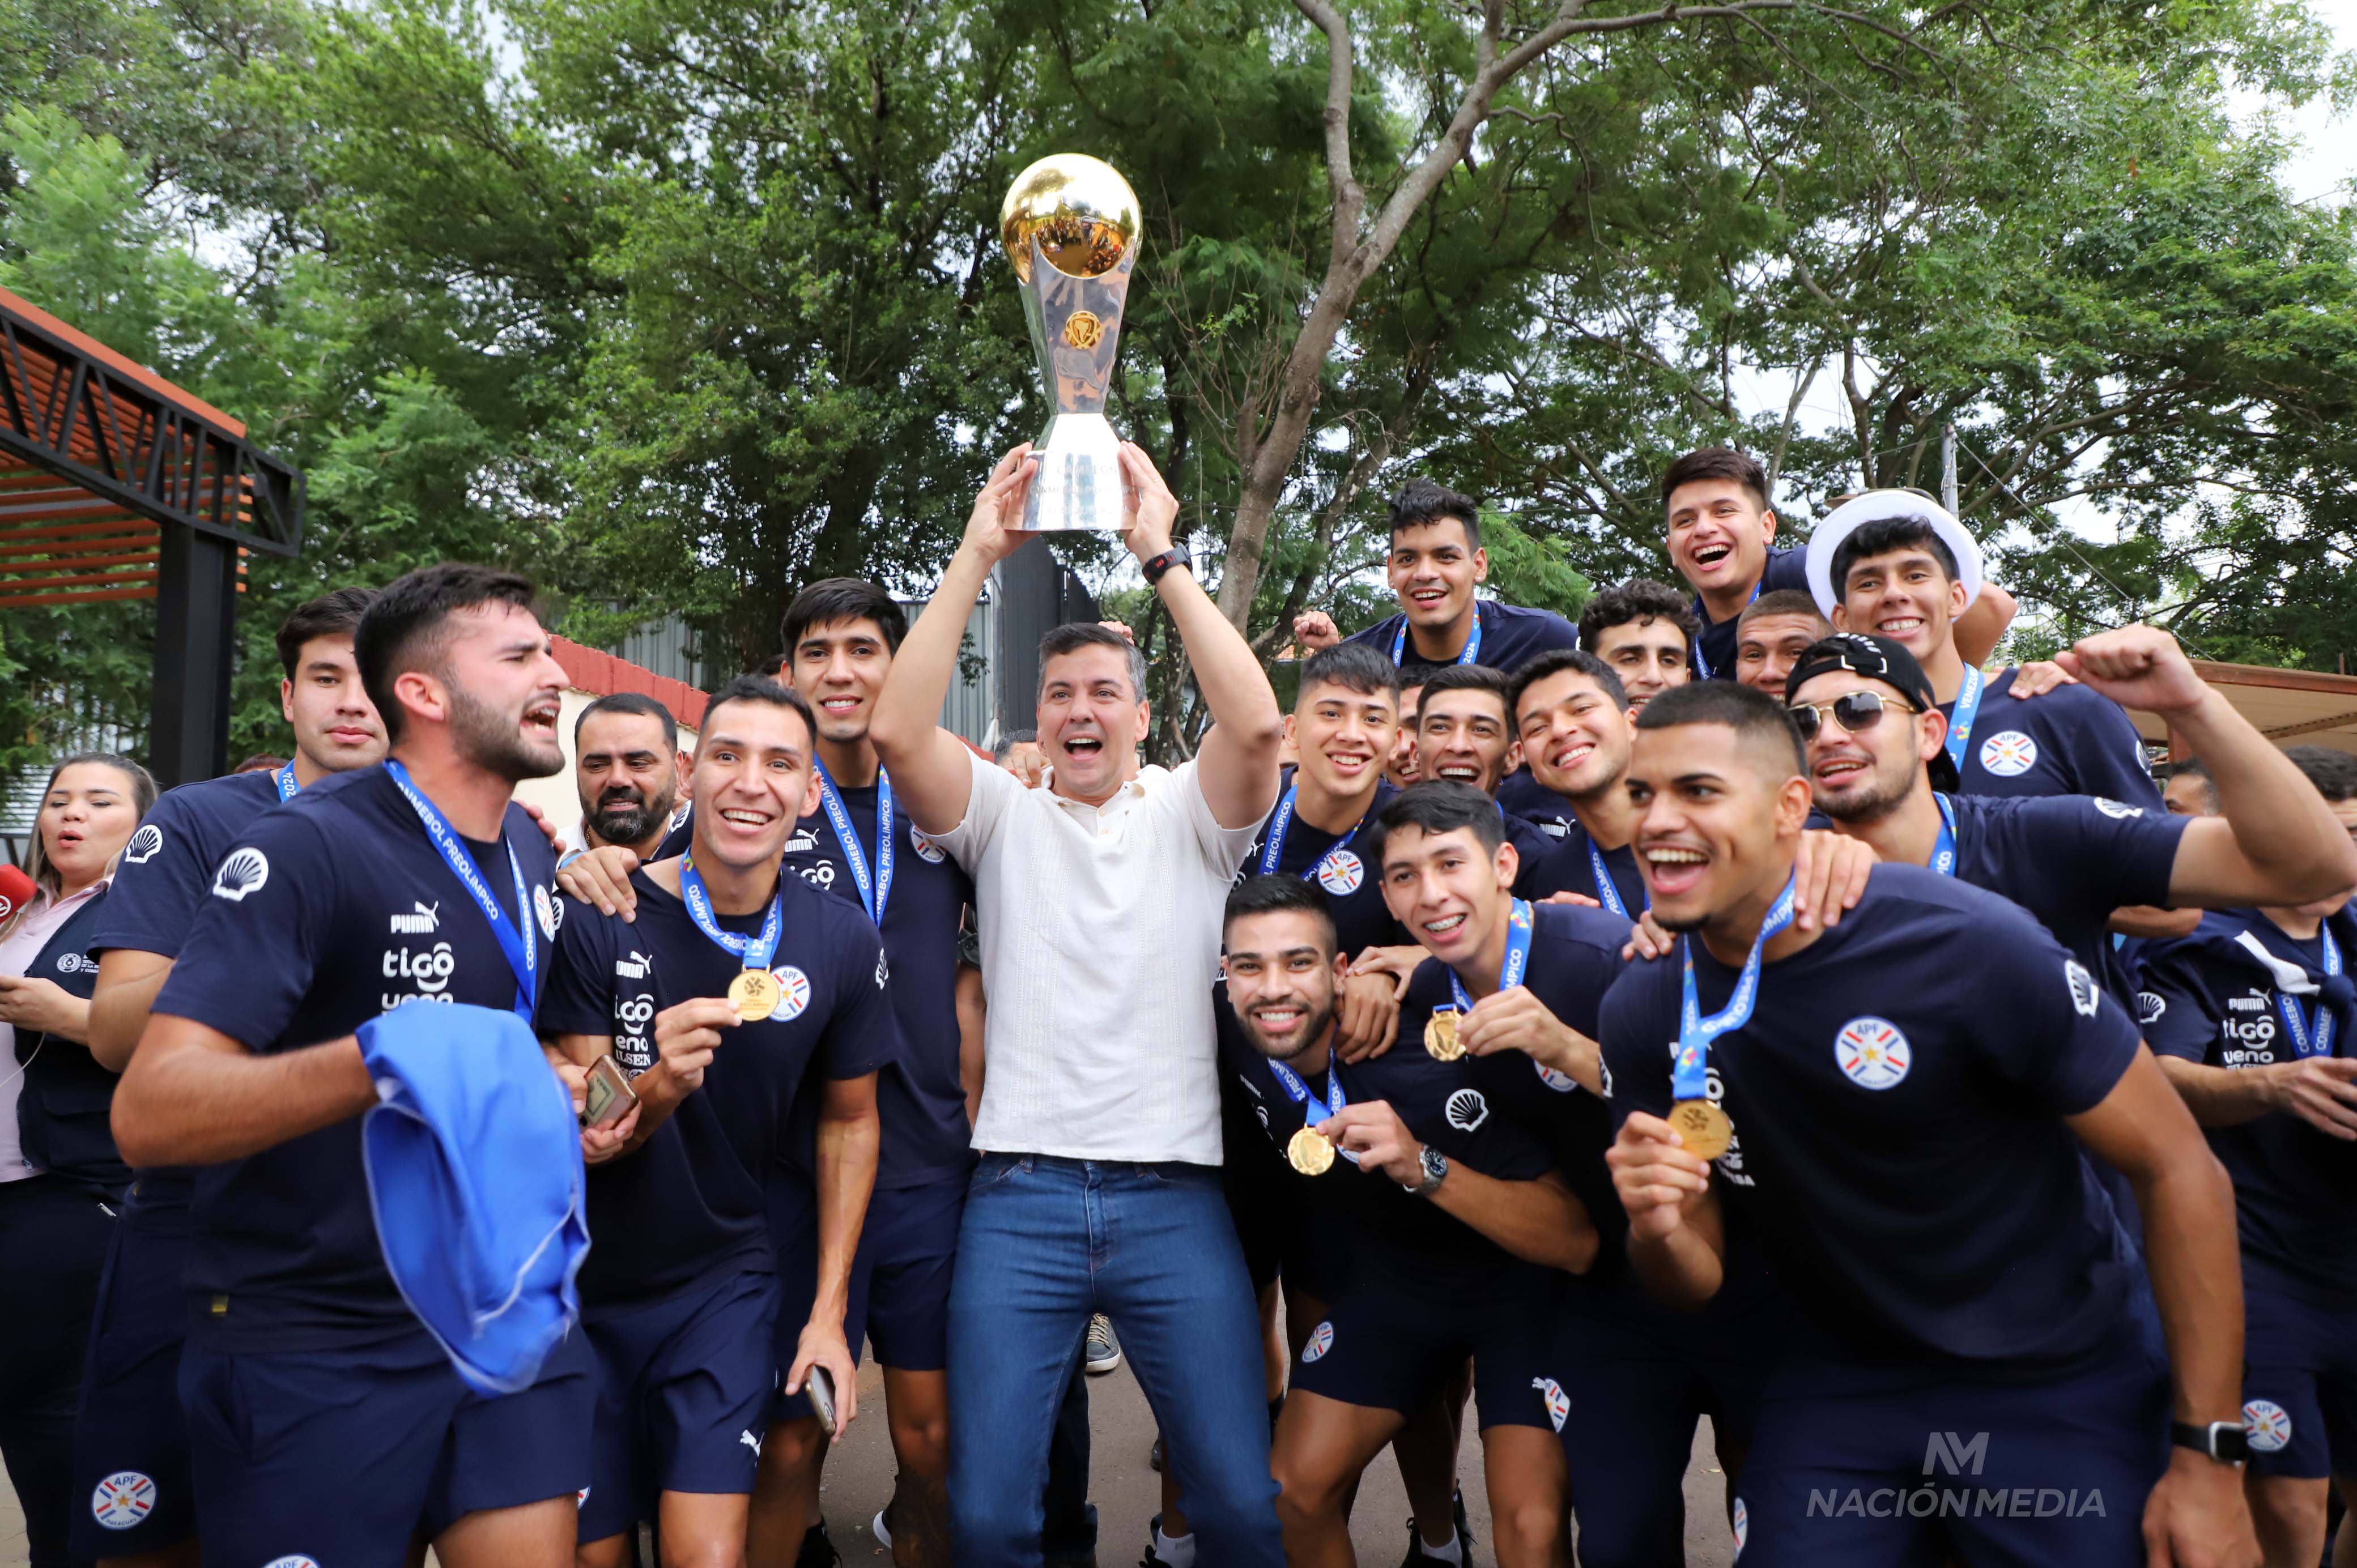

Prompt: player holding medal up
[
  {"left": 538, "top": 674, "right": 896, "bottom": 1566},
  {"left": 1602, "top": 681, "right": 2260, "bottom": 1568}
]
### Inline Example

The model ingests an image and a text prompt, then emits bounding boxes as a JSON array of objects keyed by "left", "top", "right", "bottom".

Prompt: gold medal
[
  {"left": 728, "top": 968, "right": 782, "bottom": 1022},
  {"left": 1424, "top": 1008, "right": 1463, "bottom": 1062},
  {"left": 1667, "top": 1098, "right": 1733, "bottom": 1162},
  {"left": 1286, "top": 1126, "right": 1335, "bottom": 1176}
]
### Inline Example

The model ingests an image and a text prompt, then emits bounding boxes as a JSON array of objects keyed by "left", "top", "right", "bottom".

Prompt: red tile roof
[{"left": 551, "top": 635, "right": 709, "bottom": 728}]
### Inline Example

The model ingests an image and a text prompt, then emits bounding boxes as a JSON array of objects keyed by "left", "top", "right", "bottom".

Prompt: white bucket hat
[{"left": 1804, "top": 489, "right": 1984, "bottom": 615}]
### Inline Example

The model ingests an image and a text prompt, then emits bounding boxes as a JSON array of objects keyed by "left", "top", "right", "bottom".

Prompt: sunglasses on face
[{"left": 1789, "top": 689, "right": 1920, "bottom": 742}]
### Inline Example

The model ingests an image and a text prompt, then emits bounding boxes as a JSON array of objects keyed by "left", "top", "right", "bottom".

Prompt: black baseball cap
[{"left": 1784, "top": 633, "right": 1961, "bottom": 792}]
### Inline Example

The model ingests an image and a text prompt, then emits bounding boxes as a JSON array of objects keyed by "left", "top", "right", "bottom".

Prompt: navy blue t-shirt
[
  {"left": 1496, "top": 770, "right": 1576, "bottom": 840},
  {"left": 1215, "top": 1032, "right": 1359, "bottom": 1293},
  {"left": 1503, "top": 809, "right": 1576, "bottom": 903},
  {"left": 1512, "top": 821, "right": 1648, "bottom": 920},
  {"left": 1945, "top": 668, "right": 2162, "bottom": 809},
  {"left": 538, "top": 869, "right": 898, "bottom": 1309},
  {"left": 1692, "top": 544, "right": 1809, "bottom": 683},
  {"left": 1235, "top": 774, "right": 1402, "bottom": 957},
  {"left": 1601, "top": 865, "right": 2145, "bottom": 1369},
  {"left": 1344, "top": 598, "right": 1580, "bottom": 685},
  {"left": 2143, "top": 910, "right": 2357, "bottom": 1299},
  {"left": 1406, "top": 904, "right": 1627, "bottom": 1274},
  {"left": 152, "top": 765, "right": 563, "bottom": 1351},
  {"left": 84, "top": 768, "right": 298, "bottom": 1218},
  {"left": 1316, "top": 1038, "right": 1560, "bottom": 1292},
  {"left": 776, "top": 779, "right": 975, "bottom": 1189},
  {"left": 1943, "top": 791, "right": 2186, "bottom": 1005}
]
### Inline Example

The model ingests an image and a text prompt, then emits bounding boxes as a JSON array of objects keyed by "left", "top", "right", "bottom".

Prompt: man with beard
[
  {"left": 539, "top": 675, "right": 887, "bottom": 1568},
  {"left": 573, "top": 692, "right": 688, "bottom": 860},
  {"left": 1785, "top": 631, "right": 2357, "bottom": 1007},
  {"left": 74, "top": 587, "right": 383, "bottom": 1568},
  {"left": 112, "top": 565, "right": 593, "bottom": 1566},
  {"left": 1601, "top": 680, "right": 2259, "bottom": 1568}
]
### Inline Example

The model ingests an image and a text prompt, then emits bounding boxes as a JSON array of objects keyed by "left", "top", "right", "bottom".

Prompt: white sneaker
[{"left": 873, "top": 1508, "right": 892, "bottom": 1550}]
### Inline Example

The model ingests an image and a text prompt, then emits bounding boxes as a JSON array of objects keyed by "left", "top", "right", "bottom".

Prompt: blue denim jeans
[{"left": 948, "top": 1154, "right": 1283, "bottom": 1567}]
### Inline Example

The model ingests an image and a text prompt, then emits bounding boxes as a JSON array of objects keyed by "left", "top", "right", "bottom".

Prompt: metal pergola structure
[{"left": 0, "top": 286, "right": 305, "bottom": 787}]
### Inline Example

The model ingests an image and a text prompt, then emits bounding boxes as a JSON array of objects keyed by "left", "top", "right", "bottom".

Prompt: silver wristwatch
[{"left": 1402, "top": 1145, "right": 1448, "bottom": 1197}]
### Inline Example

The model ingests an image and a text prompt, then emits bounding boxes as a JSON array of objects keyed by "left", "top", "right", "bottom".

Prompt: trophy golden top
[{"left": 999, "top": 154, "right": 1142, "bottom": 284}]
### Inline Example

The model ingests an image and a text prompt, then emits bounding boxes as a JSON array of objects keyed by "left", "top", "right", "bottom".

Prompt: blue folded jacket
[{"left": 358, "top": 1001, "right": 589, "bottom": 1395}]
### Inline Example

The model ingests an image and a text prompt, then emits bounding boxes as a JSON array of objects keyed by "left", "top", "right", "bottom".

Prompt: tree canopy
[{"left": 0, "top": 0, "right": 2349, "bottom": 774}]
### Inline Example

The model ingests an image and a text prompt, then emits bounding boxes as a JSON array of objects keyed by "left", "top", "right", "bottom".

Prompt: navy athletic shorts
[
  {"left": 72, "top": 1207, "right": 196, "bottom": 1556},
  {"left": 178, "top": 1323, "right": 596, "bottom": 1566},
  {"left": 1288, "top": 1266, "right": 1568, "bottom": 1431},
  {"left": 770, "top": 1170, "right": 964, "bottom": 1423},
  {"left": 579, "top": 1265, "right": 781, "bottom": 1542},
  {"left": 1730, "top": 1295, "right": 2168, "bottom": 1568},
  {"left": 2240, "top": 1260, "right": 2357, "bottom": 1480}
]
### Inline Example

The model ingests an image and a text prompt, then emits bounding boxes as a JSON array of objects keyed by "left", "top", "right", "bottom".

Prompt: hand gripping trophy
[{"left": 999, "top": 154, "right": 1143, "bottom": 531}]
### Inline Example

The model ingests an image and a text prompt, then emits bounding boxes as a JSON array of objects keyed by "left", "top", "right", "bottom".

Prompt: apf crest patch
[
  {"left": 1531, "top": 1377, "right": 1570, "bottom": 1433},
  {"left": 1979, "top": 731, "right": 2039, "bottom": 778},
  {"left": 1833, "top": 1016, "right": 1911, "bottom": 1090},
  {"left": 1303, "top": 1320, "right": 1335, "bottom": 1363},
  {"left": 2244, "top": 1399, "right": 2293, "bottom": 1454},
  {"left": 90, "top": 1471, "right": 155, "bottom": 1529}
]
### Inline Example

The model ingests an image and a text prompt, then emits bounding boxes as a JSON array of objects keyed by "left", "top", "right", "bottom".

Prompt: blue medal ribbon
[
  {"left": 815, "top": 762, "right": 895, "bottom": 926},
  {"left": 1944, "top": 665, "right": 1985, "bottom": 776},
  {"left": 273, "top": 761, "right": 300, "bottom": 803},
  {"left": 1268, "top": 1058, "right": 1346, "bottom": 1123},
  {"left": 1929, "top": 793, "right": 1958, "bottom": 877},
  {"left": 382, "top": 760, "right": 537, "bottom": 1020},
  {"left": 1673, "top": 876, "right": 1798, "bottom": 1102},
  {"left": 1586, "top": 839, "right": 1649, "bottom": 919},
  {"left": 2276, "top": 926, "right": 2343, "bottom": 1060},
  {"left": 1390, "top": 606, "right": 1483, "bottom": 668},
  {"left": 1690, "top": 579, "right": 1762, "bottom": 683},
  {"left": 1448, "top": 899, "right": 1534, "bottom": 1016},
  {"left": 678, "top": 855, "right": 785, "bottom": 974},
  {"left": 1257, "top": 785, "right": 1371, "bottom": 885}
]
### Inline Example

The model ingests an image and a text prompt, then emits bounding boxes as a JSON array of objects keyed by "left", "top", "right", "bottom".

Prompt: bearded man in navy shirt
[
  {"left": 1599, "top": 681, "right": 2259, "bottom": 1568},
  {"left": 113, "top": 565, "right": 592, "bottom": 1568}
]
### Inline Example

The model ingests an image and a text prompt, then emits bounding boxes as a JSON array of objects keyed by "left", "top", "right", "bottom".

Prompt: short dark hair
[
  {"left": 1416, "top": 663, "right": 1512, "bottom": 725},
  {"left": 275, "top": 586, "right": 378, "bottom": 679},
  {"left": 1580, "top": 580, "right": 1700, "bottom": 650},
  {"left": 1828, "top": 516, "right": 1959, "bottom": 599},
  {"left": 234, "top": 753, "right": 288, "bottom": 774},
  {"left": 2165, "top": 756, "right": 2218, "bottom": 813},
  {"left": 355, "top": 564, "right": 539, "bottom": 744},
  {"left": 753, "top": 653, "right": 789, "bottom": 679},
  {"left": 1633, "top": 679, "right": 1807, "bottom": 778},
  {"left": 699, "top": 674, "right": 819, "bottom": 752},
  {"left": 2285, "top": 745, "right": 2357, "bottom": 803},
  {"left": 1038, "top": 622, "right": 1147, "bottom": 700},
  {"left": 1373, "top": 779, "right": 1505, "bottom": 860},
  {"left": 1223, "top": 874, "right": 1339, "bottom": 957},
  {"left": 1297, "top": 642, "right": 1402, "bottom": 706},
  {"left": 1660, "top": 448, "right": 1770, "bottom": 511},
  {"left": 1739, "top": 589, "right": 1830, "bottom": 632},
  {"left": 575, "top": 691, "right": 678, "bottom": 752},
  {"left": 993, "top": 728, "right": 1039, "bottom": 765},
  {"left": 1508, "top": 649, "right": 1628, "bottom": 725},
  {"left": 781, "top": 578, "right": 908, "bottom": 659},
  {"left": 1389, "top": 478, "right": 1482, "bottom": 550}
]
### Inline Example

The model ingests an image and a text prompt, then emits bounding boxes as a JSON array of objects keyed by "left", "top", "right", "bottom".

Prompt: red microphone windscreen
[{"left": 0, "top": 863, "right": 36, "bottom": 924}]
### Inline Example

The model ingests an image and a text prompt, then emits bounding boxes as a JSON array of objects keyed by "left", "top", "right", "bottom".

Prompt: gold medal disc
[
  {"left": 1667, "top": 1098, "right": 1733, "bottom": 1161},
  {"left": 1424, "top": 1009, "right": 1464, "bottom": 1062},
  {"left": 1286, "top": 1126, "right": 1335, "bottom": 1176},
  {"left": 728, "top": 968, "right": 782, "bottom": 1022}
]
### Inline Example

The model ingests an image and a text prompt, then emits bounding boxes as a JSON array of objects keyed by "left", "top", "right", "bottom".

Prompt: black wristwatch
[
  {"left": 2171, "top": 1420, "right": 2250, "bottom": 1465},
  {"left": 1142, "top": 544, "right": 1192, "bottom": 585},
  {"left": 1401, "top": 1145, "right": 1448, "bottom": 1198}
]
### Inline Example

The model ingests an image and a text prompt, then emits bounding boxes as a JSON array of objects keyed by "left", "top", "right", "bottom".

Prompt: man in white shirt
[{"left": 871, "top": 440, "right": 1287, "bottom": 1566}]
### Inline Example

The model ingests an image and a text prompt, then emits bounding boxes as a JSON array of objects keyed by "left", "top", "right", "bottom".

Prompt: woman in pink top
[{"left": 0, "top": 752, "right": 153, "bottom": 1566}]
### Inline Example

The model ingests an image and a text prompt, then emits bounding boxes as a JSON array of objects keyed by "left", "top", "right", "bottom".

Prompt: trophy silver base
[{"left": 1022, "top": 413, "right": 1129, "bottom": 532}]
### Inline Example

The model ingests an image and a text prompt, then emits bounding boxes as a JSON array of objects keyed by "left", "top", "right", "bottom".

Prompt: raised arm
[
  {"left": 1117, "top": 444, "right": 1283, "bottom": 830},
  {"left": 871, "top": 444, "right": 1040, "bottom": 836},
  {"left": 2060, "top": 626, "right": 2357, "bottom": 908},
  {"left": 1955, "top": 582, "right": 2017, "bottom": 668}
]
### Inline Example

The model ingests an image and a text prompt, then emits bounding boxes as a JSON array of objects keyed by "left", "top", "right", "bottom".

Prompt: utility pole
[{"left": 1941, "top": 424, "right": 1959, "bottom": 517}]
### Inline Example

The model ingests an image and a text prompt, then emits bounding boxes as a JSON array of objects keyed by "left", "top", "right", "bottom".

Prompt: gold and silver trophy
[{"left": 999, "top": 154, "right": 1143, "bottom": 532}]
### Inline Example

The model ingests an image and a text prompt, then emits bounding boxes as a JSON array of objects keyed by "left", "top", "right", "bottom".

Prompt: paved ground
[{"left": 1, "top": 1341, "right": 1739, "bottom": 1567}]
